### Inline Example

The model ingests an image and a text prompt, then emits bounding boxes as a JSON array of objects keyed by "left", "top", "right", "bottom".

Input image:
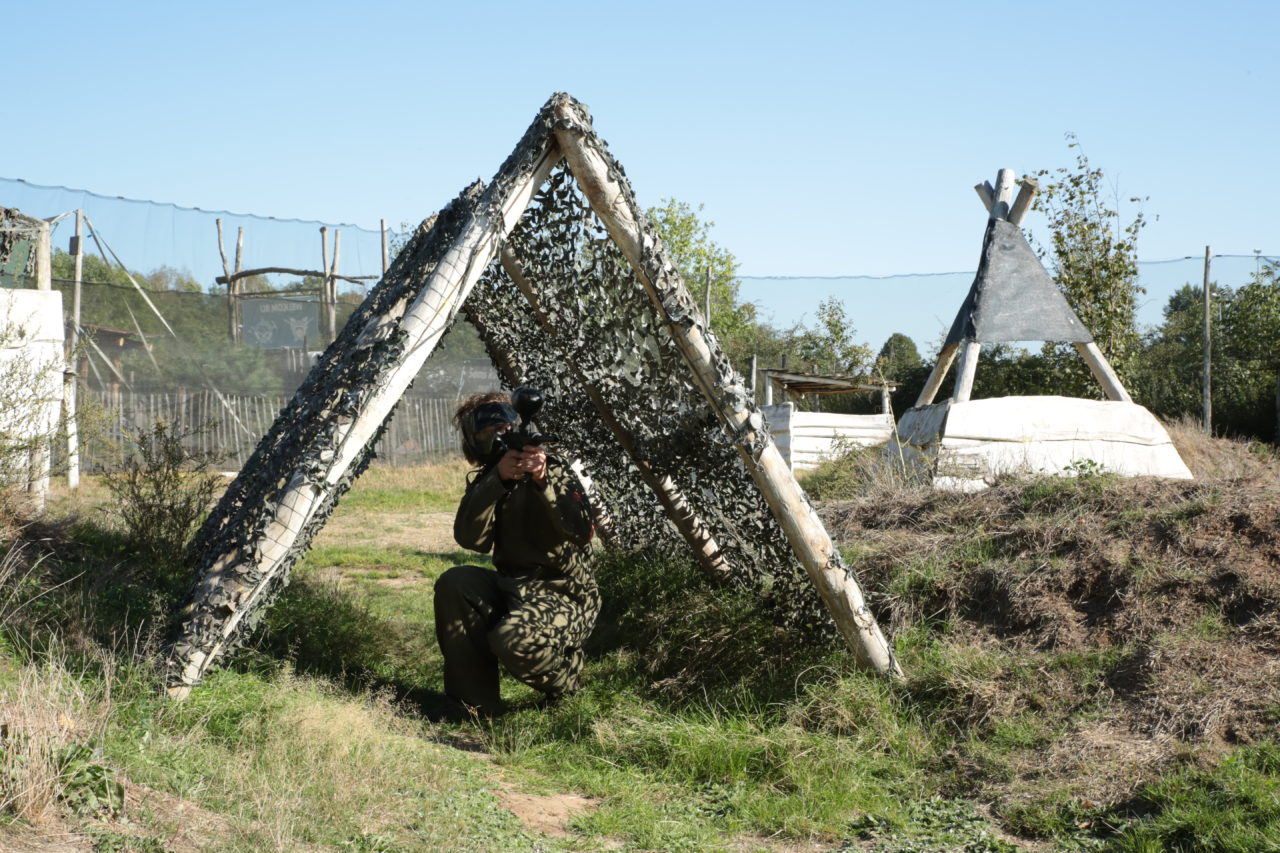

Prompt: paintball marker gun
[{"left": 495, "top": 386, "right": 559, "bottom": 455}]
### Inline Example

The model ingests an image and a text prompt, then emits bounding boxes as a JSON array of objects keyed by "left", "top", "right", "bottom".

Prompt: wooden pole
[
  {"left": 233, "top": 227, "right": 245, "bottom": 343},
  {"left": 989, "top": 169, "right": 1016, "bottom": 220},
  {"left": 380, "top": 219, "right": 389, "bottom": 276},
  {"left": 1008, "top": 177, "right": 1039, "bottom": 226},
  {"left": 1202, "top": 246, "right": 1212, "bottom": 435},
  {"left": 66, "top": 210, "right": 84, "bottom": 490},
  {"left": 33, "top": 219, "right": 51, "bottom": 290},
  {"left": 749, "top": 354, "right": 757, "bottom": 402},
  {"left": 951, "top": 169, "right": 1016, "bottom": 403},
  {"left": 916, "top": 342, "right": 958, "bottom": 407},
  {"left": 950, "top": 340, "right": 982, "bottom": 403},
  {"left": 973, "top": 180, "right": 995, "bottom": 213},
  {"left": 554, "top": 109, "right": 899, "bottom": 676},
  {"left": 499, "top": 247, "right": 731, "bottom": 583},
  {"left": 216, "top": 219, "right": 235, "bottom": 341},
  {"left": 1072, "top": 341, "right": 1133, "bottom": 402},
  {"left": 319, "top": 227, "right": 330, "bottom": 342},
  {"left": 328, "top": 229, "right": 341, "bottom": 342}
]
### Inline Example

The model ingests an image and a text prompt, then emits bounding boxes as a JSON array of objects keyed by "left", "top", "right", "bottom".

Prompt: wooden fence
[{"left": 79, "top": 390, "right": 459, "bottom": 472}]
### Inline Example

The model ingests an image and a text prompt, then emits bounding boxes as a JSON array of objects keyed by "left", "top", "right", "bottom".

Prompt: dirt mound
[{"left": 821, "top": 469, "right": 1280, "bottom": 802}]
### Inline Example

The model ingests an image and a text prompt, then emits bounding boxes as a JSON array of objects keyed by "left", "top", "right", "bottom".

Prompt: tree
[
  {"left": 645, "top": 199, "right": 757, "bottom": 348},
  {"left": 1032, "top": 134, "right": 1148, "bottom": 396},
  {"left": 1127, "top": 272, "right": 1280, "bottom": 443},
  {"left": 1222, "top": 263, "right": 1280, "bottom": 441},
  {"left": 874, "top": 333, "right": 922, "bottom": 381},
  {"left": 1130, "top": 284, "right": 1220, "bottom": 422},
  {"left": 792, "top": 297, "right": 871, "bottom": 376}
]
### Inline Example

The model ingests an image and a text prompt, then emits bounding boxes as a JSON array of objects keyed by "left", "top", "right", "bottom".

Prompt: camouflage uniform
[{"left": 434, "top": 457, "right": 597, "bottom": 713}]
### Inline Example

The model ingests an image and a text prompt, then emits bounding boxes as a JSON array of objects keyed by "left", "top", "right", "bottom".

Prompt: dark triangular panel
[{"left": 944, "top": 218, "right": 1093, "bottom": 346}]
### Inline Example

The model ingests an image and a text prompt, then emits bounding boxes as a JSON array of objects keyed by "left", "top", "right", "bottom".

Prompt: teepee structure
[
  {"left": 888, "top": 169, "right": 1192, "bottom": 490},
  {"left": 165, "top": 94, "right": 899, "bottom": 697}
]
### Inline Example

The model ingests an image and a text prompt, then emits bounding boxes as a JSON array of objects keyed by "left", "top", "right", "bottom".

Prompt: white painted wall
[
  {"left": 0, "top": 288, "right": 65, "bottom": 505},
  {"left": 763, "top": 402, "right": 895, "bottom": 470}
]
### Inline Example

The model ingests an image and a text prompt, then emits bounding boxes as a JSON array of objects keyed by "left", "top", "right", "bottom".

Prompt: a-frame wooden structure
[{"left": 165, "top": 94, "right": 899, "bottom": 697}]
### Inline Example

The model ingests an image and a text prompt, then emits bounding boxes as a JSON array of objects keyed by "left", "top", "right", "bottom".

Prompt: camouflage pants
[{"left": 433, "top": 564, "right": 599, "bottom": 712}]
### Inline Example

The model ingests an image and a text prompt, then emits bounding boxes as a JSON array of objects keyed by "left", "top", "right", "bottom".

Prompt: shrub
[{"left": 101, "top": 420, "right": 221, "bottom": 569}]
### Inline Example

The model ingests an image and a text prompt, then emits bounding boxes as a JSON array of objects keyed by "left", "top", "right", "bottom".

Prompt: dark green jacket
[{"left": 454, "top": 458, "right": 595, "bottom": 589}]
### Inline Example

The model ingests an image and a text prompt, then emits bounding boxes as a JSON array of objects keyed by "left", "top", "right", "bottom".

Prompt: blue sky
[{"left": 6, "top": 0, "right": 1277, "bottom": 350}]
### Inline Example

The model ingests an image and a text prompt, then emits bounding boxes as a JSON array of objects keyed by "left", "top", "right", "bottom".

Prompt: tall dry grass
[
  {"left": 0, "top": 652, "right": 114, "bottom": 823},
  {"left": 1, "top": 539, "right": 114, "bottom": 823},
  {"left": 1165, "top": 415, "right": 1280, "bottom": 481}
]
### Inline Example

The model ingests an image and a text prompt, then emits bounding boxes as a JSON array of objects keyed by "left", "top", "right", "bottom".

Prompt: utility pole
[
  {"left": 66, "top": 209, "right": 84, "bottom": 489},
  {"left": 1202, "top": 246, "right": 1212, "bottom": 435}
]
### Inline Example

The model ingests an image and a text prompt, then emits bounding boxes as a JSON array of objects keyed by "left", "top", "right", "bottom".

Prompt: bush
[{"left": 101, "top": 420, "right": 221, "bottom": 570}]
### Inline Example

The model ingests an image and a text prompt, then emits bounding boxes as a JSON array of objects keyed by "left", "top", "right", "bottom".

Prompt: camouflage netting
[
  {"left": 465, "top": 162, "right": 829, "bottom": 626},
  {"left": 166, "top": 93, "right": 883, "bottom": 693},
  {"left": 1, "top": 207, "right": 41, "bottom": 288},
  {"left": 169, "top": 186, "right": 489, "bottom": 680}
]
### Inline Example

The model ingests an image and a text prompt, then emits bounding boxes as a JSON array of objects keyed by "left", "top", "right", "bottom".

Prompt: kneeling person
[{"left": 433, "top": 392, "right": 598, "bottom": 717}]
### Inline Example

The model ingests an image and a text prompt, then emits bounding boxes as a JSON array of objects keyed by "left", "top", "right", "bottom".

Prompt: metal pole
[{"left": 1202, "top": 246, "right": 1212, "bottom": 435}]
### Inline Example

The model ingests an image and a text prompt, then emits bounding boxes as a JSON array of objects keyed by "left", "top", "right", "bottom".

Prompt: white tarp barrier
[{"left": 889, "top": 395, "right": 1192, "bottom": 491}]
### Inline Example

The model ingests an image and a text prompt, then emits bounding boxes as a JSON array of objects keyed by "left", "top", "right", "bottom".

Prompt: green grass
[
  {"left": 1112, "top": 743, "right": 1280, "bottom": 852},
  {"left": 6, "top": 461, "right": 1280, "bottom": 850}
]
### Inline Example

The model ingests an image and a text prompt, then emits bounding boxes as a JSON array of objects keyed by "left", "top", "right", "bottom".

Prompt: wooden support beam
[
  {"left": 989, "top": 169, "right": 1016, "bottom": 221},
  {"left": 554, "top": 106, "right": 899, "bottom": 676},
  {"left": 974, "top": 181, "right": 994, "bottom": 212},
  {"left": 499, "top": 248, "right": 733, "bottom": 584},
  {"left": 319, "top": 227, "right": 332, "bottom": 341},
  {"left": 328, "top": 229, "right": 341, "bottom": 342},
  {"left": 233, "top": 227, "right": 245, "bottom": 344},
  {"left": 1072, "top": 341, "right": 1133, "bottom": 403},
  {"left": 33, "top": 219, "right": 51, "bottom": 290},
  {"left": 915, "top": 341, "right": 959, "bottom": 407},
  {"left": 951, "top": 340, "right": 982, "bottom": 403},
  {"left": 761, "top": 370, "right": 893, "bottom": 393},
  {"left": 215, "top": 267, "right": 377, "bottom": 286},
  {"left": 1009, "top": 177, "right": 1039, "bottom": 226},
  {"left": 216, "top": 219, "right": 235, "bottom": 341},
  {"left": 66, "top": 210, "right": 84, "bottom": 490},
  {"left": 1202, "top": 246, "right": 1212, "bottom": 434}
]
